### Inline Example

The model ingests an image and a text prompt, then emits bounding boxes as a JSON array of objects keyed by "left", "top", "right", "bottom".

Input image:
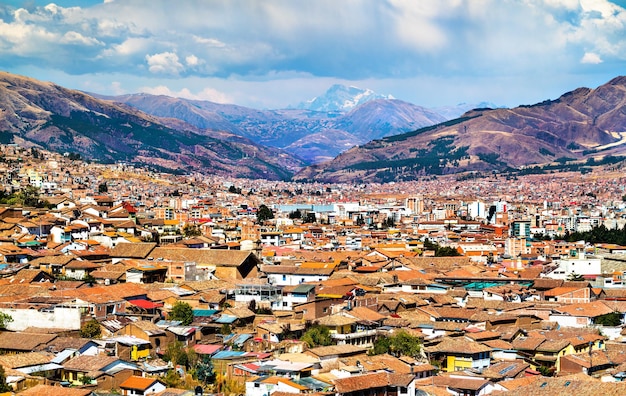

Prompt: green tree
[
  {"left": 369, "top": 330, "right": 421, "bottom": 357},
  {"left": 196, "top": 355, "right": 216, "bottom": 385},
  {"left": 0, "top": 366, "right": 11, "bottom": 392},
  {"left": 98, "top": 183, "right": 108, "bottom": 193},
  {"left": 183, "top": 224, "right": 202, "bottom": 237},
  {"left": 220, "top": 323, "right": 232, "bottom": 335},
  {"left": 163, "top": 341, "right": 190, "bottom": 368},
  {"left": 595, "top": 311, "right": 622, "bottom": 326},
  {"left": 300, "top": 324, "right": 332, "bottom": 347},
  {"left": 0, "top": 312, "right": 12, "bottom": 330},
  {"left": 169, "top": 301, "right": 194, "bottom": 325},
  {"left": 257, "top": 204, "right": 274, "bottom": 224},
  {"left": 79, "top": 318, "right": 101, "bottom": 338},
  {"left": 17, "top": 185, "right": 42, "bottom": 207},
  {"left": 370, "top": 335, "right": 391, "bottom": 356}
]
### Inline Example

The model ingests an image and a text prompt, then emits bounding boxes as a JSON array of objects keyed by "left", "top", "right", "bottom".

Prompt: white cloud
[
  {"left": 185, "top": 54, "right": 201, "bottom": 66},
  {"left": 581, "top": 52, "right": 603, "bottom": 63},
  {"left": 146, "top": 52, "right": 184, "bottom": 75},
  {"left": 139, "top": 84, "right": 232, "bottom": 103},
  {"left": 62, "top": 31, "right": 102, "bottom": 46}
]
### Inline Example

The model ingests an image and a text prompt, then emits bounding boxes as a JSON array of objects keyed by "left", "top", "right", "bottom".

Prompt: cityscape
[
  {"left": 0, "top": 138, "right": 626, "bottom": 395},
  {"left": 2, "top": 0, "right": 626, "bottom": 395}
]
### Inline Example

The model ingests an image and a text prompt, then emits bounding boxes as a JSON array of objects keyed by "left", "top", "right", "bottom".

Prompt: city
[{"left": 1, "top": 143, "right": 626, "bottom": 395}]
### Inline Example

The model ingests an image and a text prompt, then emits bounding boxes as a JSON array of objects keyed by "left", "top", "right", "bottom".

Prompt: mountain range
[
  {"left": 99, "top": 86, "right": 448, "bottom": 164},
  {"left": 0, "top": 72, "right": 304, "bottom": 180},
  {"left": 1, "top": 70, "right": 626, "bottom": 183},
  {"left": 294, "top": 76, "right": 626, "bottom": 183}
]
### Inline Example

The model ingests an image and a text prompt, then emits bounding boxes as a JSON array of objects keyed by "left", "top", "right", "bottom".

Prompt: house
[
  {"left": 119, "top": 375, "right": 166, "bottom": 396},
  {"left": 119, "top": 321, "right": 168, "bottom": 356},
  {"left": 0, "top": 351, "right": 62, "bottom": 380},
  {"left": 103, "top": 336, "right": 152, "bottom": 361},
  {"left": 63, "top": 259, "right": 102, "bottom": 280},
  {"left": 425, "top": 338, "right": 492, "bottom": 373},
  {"left": 149, "top": 247, "right": 260, "bottom": 280},
  {"left": 110, "top": 242, "right": 157, "bottom": 263},
  {"left": 548, "top": 300, "right": 615, "bottom": 328},
  {"left": 304, "top": 344, "right": 367, "bottom": 370},
  {"left": 332, "top": 371, "right": 418, "bottom": 396},
  {"left": 261, "top": 264, "right": 335, "bottom": 286},
  {"left": 61, "top": 354, "right": 138, "bottom": 389},
  {"left": 245, "top": 375, "right": 309, "bottom": 396}
]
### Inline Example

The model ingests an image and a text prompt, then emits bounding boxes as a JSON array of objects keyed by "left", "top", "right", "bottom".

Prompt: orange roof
[{"left": 120, "top": 375, "right": 163, "bottom": 390}]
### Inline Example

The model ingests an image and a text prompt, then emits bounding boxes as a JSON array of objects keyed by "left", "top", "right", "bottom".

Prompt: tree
[
  {"left": 163, "top": 341, "right": 193, "bottom": 369},
  {"left": 567, "top": 272, "right": 585, "bottom": 282},
  {"left": 304, "top": 212, "right": 317, "bottom": 224},
  {"left": 0, "top": 312, "right": 12, "bottom": 330},
  {"left": 257, "top": 204, "right": 274, "bottom": 224},
  {"left": 289, "top": 209, "right": 302, "bottom": 219},
  {"left": 169, "top": 301, "right": 194, "bottom": 325},
  {"left": 369, "top": 330, "right": 421, "bottom": 357},
  {"left": 98, "top": 183, "right": 108, "bottom": 193},
  {"left": 79, "top": 318, "right": 101, "bottom": 339},
  {"left": 595, "top": 311, "right": 622, "bottom": 326},
  {"left": 183, "top": 223, "right": 202, "bottom": 237},
  {"left": 0, "top": 366, "right": 11, "bottom": 392},
  {"left": 220, "top": 323, "right": 232, "bottom": 335},
  {"left": 195, "top": 354, "right": 216, "bottom": 385},
  {"left": 300, "top": 324, "right": 332, "bottom": 347}
]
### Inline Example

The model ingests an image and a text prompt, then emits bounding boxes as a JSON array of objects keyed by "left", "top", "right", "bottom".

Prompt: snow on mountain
[{"left": 293, "top": 84, "right": 394, "bottom": 112}]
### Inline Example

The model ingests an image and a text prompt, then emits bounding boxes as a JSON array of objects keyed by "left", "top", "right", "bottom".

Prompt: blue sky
[{"left": 1, "top": 0, "right": 626, "bottom": 110}]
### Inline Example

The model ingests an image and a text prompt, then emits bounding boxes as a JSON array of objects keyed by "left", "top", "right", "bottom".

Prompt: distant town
[{"left": 2, "top": 142, "right": 626, "bottom": 396}]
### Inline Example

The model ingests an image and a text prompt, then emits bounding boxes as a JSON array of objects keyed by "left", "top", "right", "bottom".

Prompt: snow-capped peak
[{"left": 292, "top": 84, "right": 393, "bottom": 112}]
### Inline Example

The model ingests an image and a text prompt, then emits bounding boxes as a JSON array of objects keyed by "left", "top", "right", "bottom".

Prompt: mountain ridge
[
  {"left": 293, "top": 76, "right": 626, "bottom": 183},
  {"left": 0, "top": 71, "right": 304, "bottom": 180}
]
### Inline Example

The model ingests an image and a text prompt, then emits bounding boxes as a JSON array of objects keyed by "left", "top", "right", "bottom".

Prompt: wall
[{"left": 0, "top": 306, "right": 82, "bottom": 331}]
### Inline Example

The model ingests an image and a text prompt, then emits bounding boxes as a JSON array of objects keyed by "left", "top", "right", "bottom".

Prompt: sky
[{"left": 1, "top": 0, "right": 626, "bottom": 110}]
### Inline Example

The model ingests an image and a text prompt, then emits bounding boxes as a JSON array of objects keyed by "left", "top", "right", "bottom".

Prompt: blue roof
[
  {"left": 233, "top": 333, "right": 252, "bottom": 346},
  {"left": 212, "top": 350, "right": 247, "bottom": 359},
  {"left": 214, "top": 314, "right": 237, "bottom": 324},
  {"left": 51, "top": 349, "right": 76, "bottom": 364},
  {"left": 193, "top": 309, "right": 219, "bottom": 317}
]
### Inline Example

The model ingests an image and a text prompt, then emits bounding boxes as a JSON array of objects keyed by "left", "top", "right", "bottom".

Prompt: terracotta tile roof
[
  {"left": 150, "top": 247, "right": 255, "bottom": 267},
  {"left": 511, "top": 336, "right": 545, "bottom": 351},
  {"left": 63, "top": 355, "right": 119, "bottom": 372},
  {"left": 427, "top": 337, "right": 492, "bottom": 354},
  {"left": 316, "top": 312, "right": 359, "bottom": 327},
  {"left": 17, "top": 384, "right": 92, "bottom": 396},
  {"left": 500, "top": 376, "right": 626, "bottom": 396},
  {"left": 333, "top": 371, "right": 390, "bottom": 393},
  {"left": 536, "top": 339, "right": 571, "bottom": 353},
  {"left": 0, "top": 351, "right": 53, "bottom": 369},
  {"left": 305, "top": 344, "right": 367, "bottom": 358},
  {"left": 0, "top": 332, "right": 58, "bottom": 351},
  {"left": 555, "top": 301, "right": 614, "bottom": 318},
  {"left": 347, "top": 306, "right": 385, "bottom": 322},
  {"left": 482, "top": 360, "right": 529, "bottom": 379},
  {"left": 432, "top": 375, "right": 490, "bottom": 391},
  {"left": 110, "top": 242, "right": 157, "bottom": 258}
]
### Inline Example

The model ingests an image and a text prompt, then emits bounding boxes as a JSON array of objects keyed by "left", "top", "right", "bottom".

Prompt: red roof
[
  {"left": 193, "top": 344, "right": 223, "bottom": 355},
  {"left": 127, "top": 299, "right": 163, "bottom": 309}
]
